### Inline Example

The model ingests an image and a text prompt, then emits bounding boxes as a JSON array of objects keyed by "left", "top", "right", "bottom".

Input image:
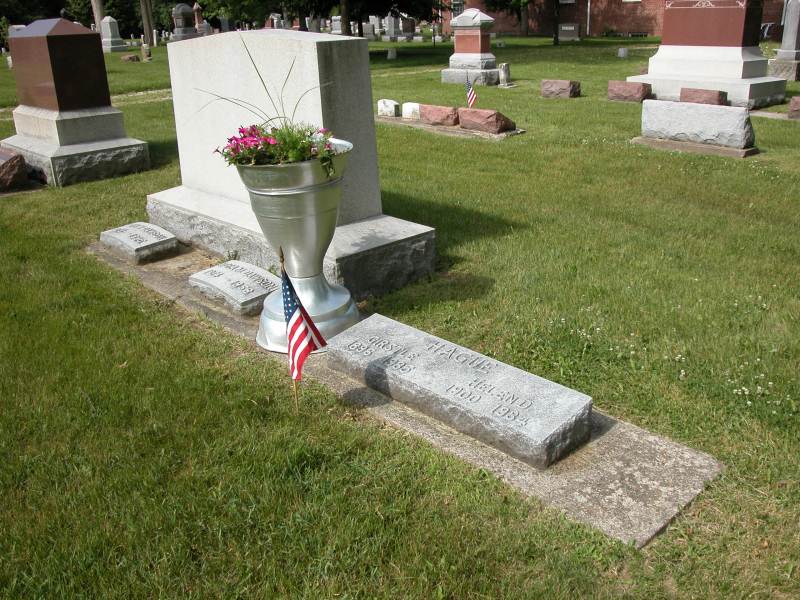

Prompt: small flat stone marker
[
  {"left": 99, "top": 221, "right": 178, "bottom": 264},
  {"left": 189, "top": 260, "right": 280, "bottom": 316},
  {"left": 327, "top": 314, "right": 592, "bottom": 469}
]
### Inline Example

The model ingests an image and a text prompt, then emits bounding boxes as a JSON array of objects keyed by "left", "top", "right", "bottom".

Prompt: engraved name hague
[{"left": 344, "top": 333, "right": 533, "bottom": 427}]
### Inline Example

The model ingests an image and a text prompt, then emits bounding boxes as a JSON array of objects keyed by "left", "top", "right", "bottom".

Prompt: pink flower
[
  {"left": 265, "top": 137, "right": 277, "bottom": 145},
  {"left": 317, "top": 127, "right": 330, "bottom": 134}
]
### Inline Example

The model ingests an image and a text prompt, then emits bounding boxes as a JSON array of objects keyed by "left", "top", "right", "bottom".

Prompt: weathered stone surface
[
  {"left": 541, "top": 79, "right": 581, "bottom": 98},
  {"left": 1, "top": 134, "right": 150, "bottom": 186},
  {"left": 387, "top": 48, "right": 397, "bottom": 60},
  {"left": 377, "top": 98, "right": 400, "bottom": 117},
  {"left": 93, "top": 245, "right": 724, "bottom": 549},
  {"left": 327, "top": 314, "right": 593, "bottom": 469},
  {"left": 680, "top": 87, "right": 728, "bottom": 105},
  {"left": 189, "top": 260, "right": 279, "bottom": 315},
  {"left": 419, "top": 104, "right": 459, "bottom": 126},
  {"left": 441, "top": 68, "right": 500, "bottom": 86},
  {"left": 147, "top": 188, "right": 436, "bottom": 301},
  {"left": 607, "top": 80, "right": 651, "bottom": 102},
  {"left": 401, "top": 102, "right": 420, "bottom": 120},
  {"left": 788, "top": 96, "right": 800, "bottom": 119},
  {"left": 641, "top": 100, "right": 755, "bottom": 149},
  {"left": 457, "top": 108, "right": 515, "bottom": 134},
  {"left": 0, "top": 149, "right": 28, "bottom": 191},
  {"left": 768, "top": 58, "right": 800, "bottom": 80},
  {"left": 631, "top": 136, "right": 758, "bottom": 159},
  {"left": 100, "top": 221, "right": 178, "bottom": 263}
]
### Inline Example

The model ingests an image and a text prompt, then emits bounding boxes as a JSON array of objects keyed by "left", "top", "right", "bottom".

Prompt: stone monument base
[
  {"left": 768, "top": 58, "right": 800, "bottom": 81},
  {"left": 0, "top": 105, "right": 149, "bottom": 186},
  {"left": 441, "top": 68, "right": 500, "bottom": 86},
  {"left": 146, "top": 185, "right": 437, "bottom": 301},
  {"left": 102, "top": 38, "right": 127, "bottom": 53},
  {"left": 1, "top": 134, "right": 150, "bottom": 186},
  {"left": 627, "top": 45, "right": 786, "bottom": 108}
]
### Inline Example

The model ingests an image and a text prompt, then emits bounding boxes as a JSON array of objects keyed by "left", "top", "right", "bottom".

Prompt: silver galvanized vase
[{"left": 237, "top": 138, "right": 359, "bottom": 353}]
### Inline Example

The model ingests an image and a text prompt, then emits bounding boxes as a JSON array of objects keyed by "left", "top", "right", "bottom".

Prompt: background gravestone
[
  {"left": 146, "top": 30, "right": 435, "bottom": 301},
  {"left": 768, "top": 0, "right": 800, "bottom": 80},
  {"left": 0, "top": 19, "right": 149, "bottom": 186},
  {"left": 100, "top": 15, "right": 126, "bottom": 53},
  {"left": 627, "top": 0, "right": 785, "bottom": 107},
  {"left": 441, "top": 8, "right": 500, "bottom": 86}
]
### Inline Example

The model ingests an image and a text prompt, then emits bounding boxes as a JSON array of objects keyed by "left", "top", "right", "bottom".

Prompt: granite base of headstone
[
  {"left": 327, "top": 314, "right": 593, "bottom": 470},
  {"left": 100, "top": 222, "right": 179, "bottom": 263},
  {"left": 189, "top": 260, "right": 279, "bottom": 315},
  {"left": 768, "top": 58, "right": 800, "bottom": 80}
]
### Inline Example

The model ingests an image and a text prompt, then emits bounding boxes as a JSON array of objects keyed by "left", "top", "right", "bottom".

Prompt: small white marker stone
[
  {"left": 99, "top": 221, "right": 178, "bottom": 264},
  {"left": 189, "top": 260, "right": 280, "bottom": 316}
]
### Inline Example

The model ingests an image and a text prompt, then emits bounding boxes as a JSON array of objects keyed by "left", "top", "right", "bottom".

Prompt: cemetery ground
[{"left": 1, "top": 37, "right": 798, "bottom": 597}]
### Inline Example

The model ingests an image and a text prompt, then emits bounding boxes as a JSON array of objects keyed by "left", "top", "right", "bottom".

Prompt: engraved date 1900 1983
[{"left": 445, "top": 378, "right": 532, "bottom": 426}]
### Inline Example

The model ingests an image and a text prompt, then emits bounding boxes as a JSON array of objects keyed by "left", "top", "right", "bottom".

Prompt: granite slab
[
  {"left": 99, "top": 221, "right": 177, "bottom": 263},
  {"left": 327, "top": 314, "right": 592, "bottom": 469},
  {"left": 189, "top": 260, "right": 280, "bottom": 316}
]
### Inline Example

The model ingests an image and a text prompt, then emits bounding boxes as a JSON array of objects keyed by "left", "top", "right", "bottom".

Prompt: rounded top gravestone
[
  {"left": 172, "top": 3, "right": 194, "bottom": 28},
  {"left": 9, "top": 18, "right": 111, "bottom": 111}
]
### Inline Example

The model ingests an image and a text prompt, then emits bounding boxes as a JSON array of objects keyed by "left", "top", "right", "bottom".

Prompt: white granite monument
[{"left": 147, "top": 30, "right": 435, "bottom": 300}]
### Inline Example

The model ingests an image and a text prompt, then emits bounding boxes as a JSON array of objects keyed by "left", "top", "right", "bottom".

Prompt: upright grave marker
[
  {"left": 100, "top": 16, "right": 126, "bottom": 52},
  {"left": 1, "top": 19, "right": 149, "bottom": 186},
  {"left": 627, "top": 0, "right": 785, "bottom": 107},
  {"left": 441, "top": 8, "right": 500, "bottom": 86},
  {"left": 769, "top": 0, "right": 800, "bottom": 80},
  {"left": 147, "top": 30, "right": 435, "bottom": 301}
]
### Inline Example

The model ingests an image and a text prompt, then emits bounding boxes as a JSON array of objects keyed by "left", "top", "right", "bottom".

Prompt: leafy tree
[{"left": 484, "top": 0, "right": 560, "bottom": 42}]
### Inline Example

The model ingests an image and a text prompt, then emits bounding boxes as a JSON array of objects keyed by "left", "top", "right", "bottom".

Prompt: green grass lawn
[{"left": 1, "top": 37, "right": 798, "bottom": 597}]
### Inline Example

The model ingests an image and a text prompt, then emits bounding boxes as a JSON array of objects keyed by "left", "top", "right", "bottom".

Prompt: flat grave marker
[
  {"left": 99, "top": 221, "right": 178, "bottom": 264},
  {"left": 328, "top": 314, "right": 592, "bottom": 469},
  {"left": 189, "top": 260, "right": 280, "bottom": 316}
]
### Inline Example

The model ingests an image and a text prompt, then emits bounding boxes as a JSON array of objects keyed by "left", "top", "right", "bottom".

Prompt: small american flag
[
  {"left": 282, "top": 269, "right": 325, "bottom": 381},
  {"left": 465, "top": 79, "right": 477, "bottom": 108}
]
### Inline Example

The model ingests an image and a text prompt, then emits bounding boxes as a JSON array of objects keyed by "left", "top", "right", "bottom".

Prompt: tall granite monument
[
  {"left": 0, "top": 19, "right": 149, "bottom": 186},
  {"left": 441, "top": 8, "right": 500, "bottom": 86},
  {"left": 627, "top": 0, "right": 785, "bottom": 108},
  {"left": 769, "top": 0, "right": 800, "bottom": 80},
  {"left": 100, "top": 16, "right": 126, "bottom": 53},
  {"left": 146, "top": 30, "right": 435, "bottom": 300}
]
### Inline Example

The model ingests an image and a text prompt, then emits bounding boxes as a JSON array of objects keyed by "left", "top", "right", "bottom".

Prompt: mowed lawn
[{"left": 1, "top": 37, "right": 798, "bottom": 597}]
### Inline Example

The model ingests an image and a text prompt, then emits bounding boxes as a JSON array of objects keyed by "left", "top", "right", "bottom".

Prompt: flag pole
[{"left": 279, "top": 246, "right": 300, "bottom": 413}]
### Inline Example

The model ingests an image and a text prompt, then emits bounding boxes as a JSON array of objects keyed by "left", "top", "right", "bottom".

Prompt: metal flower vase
[{"left": 237, "top": 138, "right": 359, "bottom": 353}]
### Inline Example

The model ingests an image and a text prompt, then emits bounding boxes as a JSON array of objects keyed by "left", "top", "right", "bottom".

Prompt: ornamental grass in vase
[{"left": 202, "top": 38, "right": 359, "bottom": 354}]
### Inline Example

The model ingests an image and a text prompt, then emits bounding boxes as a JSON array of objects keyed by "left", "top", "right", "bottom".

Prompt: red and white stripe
[{"left": 287, "top": 305, "right": 325, "bottom": 380}]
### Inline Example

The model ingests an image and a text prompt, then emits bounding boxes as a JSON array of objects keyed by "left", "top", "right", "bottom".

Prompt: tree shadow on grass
[
  {"left": 146, "top": 139, "right": 179, "bottom": 169},
  {"left": 381, "top": 189, "right": 522, "bottom": 271}
]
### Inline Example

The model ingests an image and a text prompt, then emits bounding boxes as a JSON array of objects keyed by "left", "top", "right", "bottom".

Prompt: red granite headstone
[
  {"left": 9, "top": 19, "right": 111, "bottom": 112},
  {"left": 661, "top": 0, "right": 763, "bottom": 47}
]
